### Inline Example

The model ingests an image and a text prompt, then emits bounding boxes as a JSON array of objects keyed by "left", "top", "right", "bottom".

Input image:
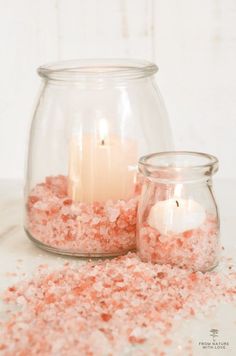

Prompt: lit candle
[
  {"left": 147, "top": 184, "right": 206, "bottom": 234},
  {"left": 68, "top": 119, "right": 138, "bottom": 203}
]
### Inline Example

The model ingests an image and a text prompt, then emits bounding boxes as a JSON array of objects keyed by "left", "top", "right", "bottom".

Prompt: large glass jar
[
  {"left": 137, "top": 151, "right": 220, "bottom": 271},
  {"left": 25, "top": 59, "right": 172, "bottom": 257}
]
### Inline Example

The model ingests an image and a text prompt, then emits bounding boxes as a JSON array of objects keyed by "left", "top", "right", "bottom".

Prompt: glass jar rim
[
  {"left": 38, "top": 58, "right": 158, "bottom": 81},
  {"left": 139, "top": 151, "right": 219, "bottom": 183}
]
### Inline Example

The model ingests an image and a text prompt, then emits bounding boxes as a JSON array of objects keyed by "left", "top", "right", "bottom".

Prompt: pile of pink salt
[
  {"left": 26, "top": 176, "right": 138, "bottom": 256},
  {"left": 137, "top": 215, "right": 219, "bottom": 271},
  {"left": 0, "top": 253, "right": 235, "bottom": 356}
]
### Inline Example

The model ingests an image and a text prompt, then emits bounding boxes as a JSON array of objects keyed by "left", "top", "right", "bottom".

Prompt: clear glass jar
[
  {"left": 137, "top": 151, "right": 220, "bottom": 271},
  {"left": 25, "top": 59, "right": 173, "bottom": 257}
]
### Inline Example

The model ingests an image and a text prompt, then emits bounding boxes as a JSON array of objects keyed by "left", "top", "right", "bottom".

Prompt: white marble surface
[{"left": 0, "top": 179, "right": 235, "bottom": 355}]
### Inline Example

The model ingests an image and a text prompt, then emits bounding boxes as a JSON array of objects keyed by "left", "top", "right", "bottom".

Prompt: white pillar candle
[
  {"left": 147, "top": 197, "right": 206, "bottom": 235},
  {"left": 68, "top": 119, "right": 138, "bottom": 203}
]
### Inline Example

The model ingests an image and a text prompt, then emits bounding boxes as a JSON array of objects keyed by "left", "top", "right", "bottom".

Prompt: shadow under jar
[
  {"left": 137, "top": 151, "right": 220, "bottom": 272},
  {"left": 24, "top": 59, "right": 172, "bottom": 257}
]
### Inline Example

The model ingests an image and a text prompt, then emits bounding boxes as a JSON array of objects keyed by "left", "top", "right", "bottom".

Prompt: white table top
[{"left": 0, "top": 179, "right": 235, "bottom": 355}]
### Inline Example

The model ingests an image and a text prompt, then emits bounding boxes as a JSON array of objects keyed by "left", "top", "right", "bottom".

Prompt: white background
[{"left": 0, "top": 0, "right": 235, "bottom": 180}]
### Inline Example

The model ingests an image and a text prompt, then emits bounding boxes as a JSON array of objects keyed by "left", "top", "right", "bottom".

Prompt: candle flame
[
  {"left": 174, "top": 184, "right": 182, "bottom": 199},
  {"left": 99, "top": 119, "right": 109, "bottom": 145}
]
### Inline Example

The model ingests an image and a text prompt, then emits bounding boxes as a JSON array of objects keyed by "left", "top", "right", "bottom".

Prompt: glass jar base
[
  {"left": 25, "top": 229, "right": 135, "bottom": 258},
  {"left": 138, "top": 253, "right": 219, "bottom": 273}
]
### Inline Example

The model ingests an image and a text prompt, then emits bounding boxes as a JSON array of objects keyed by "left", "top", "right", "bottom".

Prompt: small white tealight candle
[{"left": 147, "top": 198, "right": 206, "bottom": 235}]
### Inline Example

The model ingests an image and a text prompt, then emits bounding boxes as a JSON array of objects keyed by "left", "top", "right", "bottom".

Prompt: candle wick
[
  {"left": 176, "top": 200, "right": 179, "bottom": 207},
  {"left": 101, "top": 139, "right": 105, "bottom": 146}
]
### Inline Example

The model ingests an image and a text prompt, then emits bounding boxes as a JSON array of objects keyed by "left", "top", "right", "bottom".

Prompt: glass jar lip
[
  {"left": 139, "top": 151, "right": 219, "bottom": 182},
  {"left": 139, "top": 151, "right": 218, "bottom": 169},
  {"left": 38, "top": 58, "right": 158, "bottom": 81}
]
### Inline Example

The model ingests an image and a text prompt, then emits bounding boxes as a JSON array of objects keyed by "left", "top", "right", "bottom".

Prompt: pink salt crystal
[
  {"left": 62, "top": 198, "right": 72, "bottom": 206},
  {"left": 101, "top": 313, "right": 112, "bottom": 322},
  {"left": 0, "top": 344, "right": 6, "bottom": 351},
  {"left": 79, "top": 214, "right": 91, "bottom": 223},
  {"left": 106, "top": 207, "right": 120, "bottom": 223},
  {"left": 8, "top": 286, "right": 16, "bottom": 292},
  {"left": 137, "top": 215, "right": 219, "bottom": 271},
  {"left": 45, "top": 175, "right": 67, "bottom": 197},
  {"left": 0, "top": 253, "right": 235, "bottom": 355},
  {"left": 128, "top": 336, "right": 146, "bottom": 344},
  {"left": 16, "top": 296, "right": 27, "bottom": 305},
  {"left": 91, "top": 217, "right": 101, "bottom": 225},
  {"left": 26, "top": 175, "right": 138, "bottom": 255}
]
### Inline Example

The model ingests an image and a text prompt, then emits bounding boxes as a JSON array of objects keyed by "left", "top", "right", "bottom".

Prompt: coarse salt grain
[
  {"left": 26, "top": 176, "right": 138, "bottom": 255},
  {"left": 0, "top": 253, "right": 235, "bottom": 356},
  {"left": 137, "top": 215, "right": 219, "bottom": 271}
]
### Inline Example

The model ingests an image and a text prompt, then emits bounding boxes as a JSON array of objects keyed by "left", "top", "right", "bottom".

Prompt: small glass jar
[
  {"left": 137, "top": 151, "right": 220, "bottom": 271},
  {"left": 24, "top": 59, "right": 173, "bottom": 257}
]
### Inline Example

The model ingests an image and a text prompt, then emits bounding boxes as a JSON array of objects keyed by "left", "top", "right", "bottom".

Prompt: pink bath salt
[
  {"left": 100, "top": 313, "right": 112, "bottom": 322},
  {"left": 106, "top": 207, "right": 120, "bottom": 223},
  {"left": 0, "top": 344, "right": 6, "bottom": 351},
  {"left": 26, "top": 175, "right": 138, "bottom": 256},
  {"left": 137, "top": 215, "right": 220, "bottom": 271},
  {"left": 45, "top": 175, "right": 68, "bottom": 197},
  {"left": 0, "top": 253, "right": 235, "bottom": 355},
  {"left": 128, "top": 336, "right": 146, "bottom": 344}
]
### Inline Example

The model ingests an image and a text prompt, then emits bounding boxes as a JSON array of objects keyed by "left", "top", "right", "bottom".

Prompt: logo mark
[
  {"left": 210, "top": 328, "right": 219, "bottom": 342},
  {"left": 198, "top": 329, "right": 230, "bottom": 351}
]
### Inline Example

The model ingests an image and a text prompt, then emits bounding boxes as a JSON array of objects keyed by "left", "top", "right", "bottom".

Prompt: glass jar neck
[
  {"left": 38, "top": 59, "right": 158, "bottom": 83},
  {"left": 139, "top": 151, "right": 219, "bottom": 184}
]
